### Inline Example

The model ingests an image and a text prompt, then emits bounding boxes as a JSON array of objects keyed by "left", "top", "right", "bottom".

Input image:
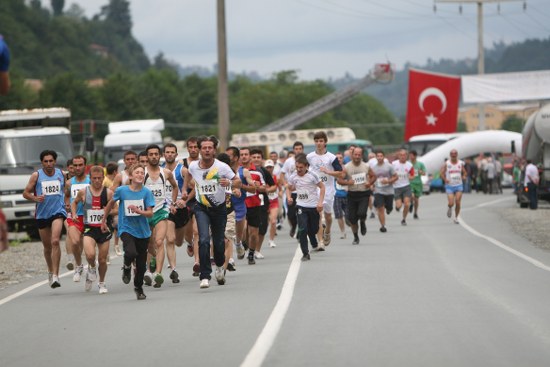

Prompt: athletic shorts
[
  {"left": 148, "top": 208, "right": 169, "bottom": 227},
  {"left": 67, "top": 215, "right": 84, "bottom": 233},
  {"left": 410, "top": 182, "right": 423, "bottom": 198},
  {"left": 445, "top": 184, "right": 463, "bottom": 195},
  {"left": 83, "top": 226, "right": 112, "bottom": 244},
  {"left": 234, "top": 201, "right": 246, "bottom": 222},
  {"left": 374, "top": 193, "right": 394, "bottom": 211},
  {"left": 168, "top": 207, "right": 190, "bottom": 229},
  {"left": 269, "top": 199, "right": 279, "bottom": 210},
  {"left": 323, "top": 196, "right": 334, "bottom": 214},
  {"left": 225, "top": 211, "right": 236, "bottom": 240},
  {"left": 333, "top": 196, "right": 348, "bottom": 219},
  {"left": 36, "top": 213, "right": 66, "bottom": 229},
  {"left": 394, "top": 186, "right": 412, "bottom": 201},
  {"left": 246, "top": 206, "right": 263, "bottom": 228}
]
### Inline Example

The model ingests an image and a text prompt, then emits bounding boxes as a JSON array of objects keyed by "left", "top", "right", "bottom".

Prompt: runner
[
  {"left": 341, "top": 147, "right": 376, "bottom": 244},
  {"left": 103, "top": 164, "right": 154, "bottom": 300},
  {"left": 367, "top": 152, "right": 376, "bottom": 219},
  {"left": 225, "top": 146, "right": 252, "bottom": 261},
  {"left": 250, "top": 149, "right": 276, "bottom": 259},
  {"left": 306, "top": 131, "right": 344, "bottom": 248},
  {"left": 102, "top": 161, "right": 121, "bottom": 258},
  {"left": 370, "top": 150, "right": 397, "bottom": 233},
  {"left": 217, "top": 152, "right": 239, "bottom": 272},
  {"left": 64, "top": 158, "right": 75, "bottom": 270},
  {"left": 142, "top": 144, "right": 178, "bottom": 288},
  {"left": 391, "top": 149, "right": 415, "bottom": 226},
  {"left": 184, "top": 135, "right": 241, "bottom": 289},
  {"left": 23, "top": 150, "right": 67, "bottom": 288},
  {"left": 162, "top": 143, "right": 190, "bottom": 284},
  {"left": 440, "top": 149, "right": 467, "bottom": 224},
  {"left": 279, "top": 141, "right": 304, "bottom": 238},
  {"left": 182, "top": 137, "right": 200, "bottom": 276},
  {"left": 71, "top": 166, "right": 114, "bottom": 294},
  {"left": 138, "top": 151, "right": 148, "bottom": 167},
  {"left": 286, "top": 153, "right": 325, "bottom": 261},
  {"left": 409, "top": 150, "right": 426, "bottom": 219},
  {"left": 64, "top": 155, "right": 90, "bottom": 283},
  {"left": 264, "top": 159, "right": 281, "bottom": 248},
  {"left": 333, "top": 152, "right": 349, "bottom": 240}
]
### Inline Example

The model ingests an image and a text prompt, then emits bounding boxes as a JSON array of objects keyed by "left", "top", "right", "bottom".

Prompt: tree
[
  {"left": 51, "top": 0, "right": 64, "bottom": 16},
  {"left": 100, "top": 0, "right": 132, "bottom": 37},
  {"left": 501, "top": 116, "right": 524, "bottom": 133}
]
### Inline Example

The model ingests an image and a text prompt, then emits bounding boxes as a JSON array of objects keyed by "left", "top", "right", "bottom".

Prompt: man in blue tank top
[{"left": 23, "top": 150, "right": 67, "bottom": 288}]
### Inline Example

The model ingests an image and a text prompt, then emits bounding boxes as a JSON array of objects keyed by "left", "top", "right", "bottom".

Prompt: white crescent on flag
[{"left": 418, "top": 87, "right": 447, "bottom": 114}]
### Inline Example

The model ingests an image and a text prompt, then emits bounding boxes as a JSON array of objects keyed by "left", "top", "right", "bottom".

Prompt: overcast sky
[{"left": 69, "top": 0, "right": 550, "bottom": 80}]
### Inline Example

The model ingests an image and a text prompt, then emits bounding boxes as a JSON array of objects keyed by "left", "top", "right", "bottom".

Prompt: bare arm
[{"left": 22, "top": 172, "right": 41, "bottom": 202}]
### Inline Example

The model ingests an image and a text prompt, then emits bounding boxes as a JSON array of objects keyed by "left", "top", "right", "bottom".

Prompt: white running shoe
[
  {"left": 98, "top": 282, "right": 108, "bottom": 294},
  {"left": 339, "top": 232, "right": 346, "bottom": 239},
  {"left": 114, "top": 244, "right": 122, "bottom": 256},
  {"left": 51, "top": 275, "right": 61, "bottom": 289},
  {"left": 73, "top": 265, "right": 83, "bottom": 282},
  {"left": 85, "top": 267, "right": 96, "bottom": 292},
  {"left": 254, "top": 252, "right": 265, "bottom": 259},
  {"left": 215, "top": 266, "right": 226, "bottom": 285},
  {"left": 200, "top": 279, "right": 210, "bottom": 289},
  {"left": 269, "top": 240, "right": 276, "bottom": 248},
  {"left": 144, "top": 271, "right": 153, "bottom": 286}
]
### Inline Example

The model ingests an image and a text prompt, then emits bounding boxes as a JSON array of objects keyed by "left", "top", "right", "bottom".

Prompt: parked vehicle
[{"left": 103, "top": 119, "right": 164, "bottom": 163}]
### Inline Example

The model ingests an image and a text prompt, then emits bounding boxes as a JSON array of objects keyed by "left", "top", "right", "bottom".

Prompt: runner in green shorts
[{"left": 409, "top": 150, "right": 426, "bottom": 220}]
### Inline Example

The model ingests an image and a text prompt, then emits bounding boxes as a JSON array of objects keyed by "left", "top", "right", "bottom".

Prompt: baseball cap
[{"left": 264, "top": 159, "right": 275, "bottom": 167}]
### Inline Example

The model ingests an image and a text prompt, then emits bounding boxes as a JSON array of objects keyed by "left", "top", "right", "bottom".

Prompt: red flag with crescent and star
[{"left": 404, "top": 68, "right": 461, "bottom": 141}]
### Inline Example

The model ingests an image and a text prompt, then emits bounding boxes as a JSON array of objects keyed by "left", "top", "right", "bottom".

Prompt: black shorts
[
  {"left": 374, "top": 193, "right": 394, "bottom": 211},
  {"left": 246, "top": 206, "right": 268, "bottom": 232},
  {"left": 83, "top": 226, "right": 112, "bottom": 244},
  {"left": 347, "top": 191, "right": 370, "bottom": 224},
  {"left": 168, "top": 207, "right": 190, "bottom": 229},
  {"left": 36, "top": 213, "right": 66, "bottom": 229}
]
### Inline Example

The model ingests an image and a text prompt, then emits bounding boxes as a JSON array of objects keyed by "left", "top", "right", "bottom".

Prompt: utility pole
[
  {"left": 217, "top": 0, "right": 230, "bottom": 149},
  {"left": 434, "top": 0, "right": 523, "bottom": 131}
]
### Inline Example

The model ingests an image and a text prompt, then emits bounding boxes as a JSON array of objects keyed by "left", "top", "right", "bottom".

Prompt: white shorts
[{"left": 323, "top": 196, "right": 334, "bottom": 214}]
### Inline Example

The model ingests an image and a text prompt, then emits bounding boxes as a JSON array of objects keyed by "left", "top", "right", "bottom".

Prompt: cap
[{"left": 264, "top": 159, "right": 275, "bottom": 167}]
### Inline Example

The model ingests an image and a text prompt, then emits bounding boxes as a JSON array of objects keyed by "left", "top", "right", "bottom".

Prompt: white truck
[
  {"left": 103, "top": 119, "right": 164, "bottom": 163},
  {"left": 0, "top": 108, "right": 74, "bottom": 237}
]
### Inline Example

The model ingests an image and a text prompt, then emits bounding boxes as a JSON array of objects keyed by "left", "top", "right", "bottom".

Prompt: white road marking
[
  {"left": 240, "top": 247, "right": 302, "bottom": 367},
  {"left": 459, "top": 198, "right": 550, "bottom": 272},
  {"left": 0, "top": 271, "right": 72, "bottom": 307}
]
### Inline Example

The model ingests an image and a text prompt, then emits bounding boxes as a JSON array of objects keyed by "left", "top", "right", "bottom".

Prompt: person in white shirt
[
  {"left": 524, "top": 160, "right": 539, "bottom": 210},
  {"left": 391, "top": 149, "right": 415, "bottom": 226},
  {"left": 440, "top": 149, "right": 467, "bottom": 223}
]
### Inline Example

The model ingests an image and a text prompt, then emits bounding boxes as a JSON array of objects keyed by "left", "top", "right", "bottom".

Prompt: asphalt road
[{"left": 1, "top": 192, "right": 550, "bottom": 367}]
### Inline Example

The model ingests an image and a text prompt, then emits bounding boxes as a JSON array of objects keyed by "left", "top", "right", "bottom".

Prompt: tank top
[{"left": 35, "top": 168, "right": 66, "bottom": 220}]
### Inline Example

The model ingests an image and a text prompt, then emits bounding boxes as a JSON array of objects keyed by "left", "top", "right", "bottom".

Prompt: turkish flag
[{"left": 404, "top": 68, "right": 461, "bottom": 141}]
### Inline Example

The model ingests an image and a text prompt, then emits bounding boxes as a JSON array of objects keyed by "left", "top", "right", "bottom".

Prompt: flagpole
[{"left": 434, "top": 0, "right": 523, "bottom": 131}]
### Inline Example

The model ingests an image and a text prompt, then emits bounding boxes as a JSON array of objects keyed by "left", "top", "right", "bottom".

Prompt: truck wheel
[{"left": 519, "top": 202, "right": 528, "bottom": 209}]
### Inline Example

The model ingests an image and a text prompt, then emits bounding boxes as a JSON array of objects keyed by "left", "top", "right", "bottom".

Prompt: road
[{"left": 1, "top": 192, "right": 550, "bottom": 367}]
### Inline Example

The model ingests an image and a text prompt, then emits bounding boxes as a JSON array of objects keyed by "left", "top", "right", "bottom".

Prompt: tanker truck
[{"left": 518, "top": 103, "right": 550, "bottom": 207}]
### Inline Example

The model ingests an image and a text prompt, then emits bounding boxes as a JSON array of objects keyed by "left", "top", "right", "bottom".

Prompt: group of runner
[{"left": 24, "top": 132, "right": 466, "bottom": 300}]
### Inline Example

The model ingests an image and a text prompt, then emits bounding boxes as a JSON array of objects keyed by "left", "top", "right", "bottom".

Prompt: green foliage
[
  {"left": 501, "top": 116, "right": 524, "bottom": 133},
  {"left": 51, "top": 0, "right": 64, "bottom": 16}
]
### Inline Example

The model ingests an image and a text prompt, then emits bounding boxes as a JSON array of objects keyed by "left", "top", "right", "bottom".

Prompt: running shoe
[
  {"left": 370, "top": 212, "right": 375, "bottom": 219},
  {"left": 73, "top": 265, "right": 83, "bottom": 282},
  {"left": 186, "top": 243, "right": 194, "bottom": 257},
  {"left": 114, "top": 244, "right": 122, "bottom": 256},
  {"left": 170, "top": 269, "right": 180, "bottom": 283},
  {"left": 192, "top": 262, "right": 200, "bottom": 277},
  {"left": 122, "top": 265, "right": 131, "bottom": 284},
  {"left": 255, "top": 252, "right": 265, "bottom": 259},
  {"left": 215, "top": 266, "right": 226, "bottom": 285},
  {"left": 51, "top": 275, "right": 61, "bottom": 289},
  {"left": 301, "top": 254, "right": 310, "bottom": 261},
  {"left": 98, "top": 282, "right": 108, "bottom": 294},
  {"left": 134, "top": 288, "right": 146, "bottom": 300},
  {"left": 360, "top": 220, "right": 367, "bottom": 236},
  {"left": 401, "top": 219, "right": 407, "bottom": 226},
  {"left": 380, "top": 226, "right": 387, "bottom": 233},
  {"left": 248, "top": 253, "right": 256, "bottom": 265},
  {"left": 454, "top": 218, "right": 459, "bottom": 224},
  {"left": 153, "top": 272, "right": 164, "bottom": 288},
  {"left": 352, "top": 238, "right": 359, "bottom": 245},
  {"left": 85, "top": 267, "right": 97, "bottom": 292},
  {"left": 413, "top": 214, "right": 419, "bottom": 219},
  {"left": 236, "top": 243, "right": 246, "bottom": 259},
  {"left": 340, "top": 232, "right": 346, "bottom": 239},
  {"left": 200, "top": 279, "right": 210, "bottom": 289},
  {"left": 227, "top": 260, "right": 236, "bottom": 272},
  {"left": 143, "top": 271, "right": 153, "bottom": 286},
  {"left": 447, "top": 206, "right": 452, "bottom": 218},
  {"left": 269, "top": 240, "right": 277, "bottom": 248},
  {"left": 323, "top": 232, "right": 331, "bottom": 246},
  {"left": 313, "top": 244, "right": 326, "bottom": 252},
  {"left": 149, "top": 257, "right": 157, "bottom": 273}
]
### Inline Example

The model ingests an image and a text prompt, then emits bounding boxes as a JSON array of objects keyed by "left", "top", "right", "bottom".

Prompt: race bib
[
  {"left": 124, "top": 199, "right": 144, "bottom": 217},
  {"left": 335, "top": 182, "right": 346, "bottom": 191},
  {"left": 198, "top": 180, "right": 218, "bottom": 195},
  {"left": 398, "top": 172, "right": 409, "bottom": 181},
  {"left": 376, "top": 178, "right": 388, "bottom": 188},
  {"left": 224, "top": 182, "right": 232, "bottom": 194},
  {"left": 449, "top": 172, "right": 462, "bottom": 185},
  {"left": 165, "top": 183, "right": 173, "bottom": 194},
  {"left": 318, "top": 173, "right": 329, "bottom": 183},
  {"left": 268, "top": 191, "right": 278, "bottom": 200},
  {"left": 71, "top": 183, "right": 89, "bottom": 199},
  {"left": 352, "top": 173, "right": 367, "bottom": 185},
  {"left": 148, "top": 183, "right": 165, "bottom": 198},
  {"left": 86, "top": 209, "right": 104, "bottom": 224},
  {"left": 42, "top": 180, "right": 61, "bottom": 196},
  {"left": 297, "top": 190, "right": 309, "bottom": 201}
]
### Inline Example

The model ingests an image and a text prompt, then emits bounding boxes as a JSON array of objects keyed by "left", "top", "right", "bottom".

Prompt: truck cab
[{"left": 0, "top": 108, "right": 73, "bottom": 237}]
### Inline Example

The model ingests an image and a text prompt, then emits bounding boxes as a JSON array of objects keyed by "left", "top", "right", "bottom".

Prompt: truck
[
  {"left": 103, "top": 119, "right": 164, "bottom": 163},
  {"left": 0, "top": 108, "right": 74, "bottom": 238},
  {"left": 518, "top": 103, "right": 550, "bottom": 207}
]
